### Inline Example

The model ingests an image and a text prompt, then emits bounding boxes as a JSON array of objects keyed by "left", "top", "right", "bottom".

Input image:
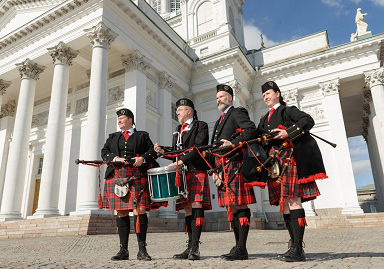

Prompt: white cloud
[
  {"left": 322, "top": 0, "right": 343, "bottom": 8},
  {"left": 352, "top": 159, "right": 372, "bottom": 175},
  {"left": 348, "top": 136, "right": 369, "bottom": 161},
  {"left": 243, "top": 20, "right": 278, "bottom": 50},
  {"left": 370, "top": 0, "right": 384, "bottom": 7}
]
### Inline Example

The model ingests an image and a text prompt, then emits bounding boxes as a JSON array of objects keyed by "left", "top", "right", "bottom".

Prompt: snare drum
[{"left": 147, "top": 165, "right": 188, "bottom": 202}]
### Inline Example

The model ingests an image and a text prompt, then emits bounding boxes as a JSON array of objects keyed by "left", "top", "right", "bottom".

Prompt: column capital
[
  {"left": 0, "top": 100, "right": 16, "bottom": 119},
  {"left": 47, "top": 41, "right": 79, "bottom": 66},
  {"left": 122, "top": 50, "right": 152, "bottom": 74},
  {"left": 158, "top": 71, "right": 175, "bottom": 91},
  {"left": 229, "top": 79, "right": 242, "bottom": 95},
  {"left": 282, "top": 88, "right": 299, "bottom": 106},
  {"left": 84, "top": 22, "right": 118, "bottom": 49},
  {"left": 0, "top": 79, "right": 11, "bottom": 95},
  {"left": 364, "top": 67, "right": 384, "bottom": 89},
  {"left": 15, "top": 59, "right": 46, "bottom": 80},
  {"left": 319, "top": 79, "right": 340, "bottom": 96}
]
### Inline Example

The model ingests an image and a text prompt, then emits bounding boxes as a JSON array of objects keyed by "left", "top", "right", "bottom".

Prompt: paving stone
[{"left": 0, "top": 227, "right": 383, "bottom": 268}]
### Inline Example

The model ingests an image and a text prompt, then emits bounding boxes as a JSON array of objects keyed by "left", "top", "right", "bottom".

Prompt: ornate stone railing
[{"left": 190, "top": 29, "right": 218, "bottom": 44}]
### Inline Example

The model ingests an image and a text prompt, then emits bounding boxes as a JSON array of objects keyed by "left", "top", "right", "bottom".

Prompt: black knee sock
[
  {"left": 284, "top": 214, "right": 294, "bottom": 243},
  {"left": 237, "top": 208, "right": 251, "bottom": 250},
  {"left": 185, "top": 215, "right": 192, "bottom": 243},
  {"left": 134, "top": 214, "right": 148, "bottom": 243},
  {"left": 191, "top": 208, "right": 204, "bottom": 244},
  {"left": 290, "top": 209, "right": 306, "bottom": 248},
  {"left": 116, "top": 216, "right": 130, "bottom": 249},
  {"left": 231, "top": 211, "right": 239, "bottom": 247}
]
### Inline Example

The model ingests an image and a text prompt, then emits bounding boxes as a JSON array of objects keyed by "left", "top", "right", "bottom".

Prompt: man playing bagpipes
[
  {"left": 252, "top": 81, "right": 327, "bottom": 262},
  {"left": 154, "top": 98, "right": 212, "bottom": 260},
  {"left": 211, "top": 84, "right": 258, "bottom": 261},
  {"left": 101, "top": 108, "right": 159, "bottom": 261}
]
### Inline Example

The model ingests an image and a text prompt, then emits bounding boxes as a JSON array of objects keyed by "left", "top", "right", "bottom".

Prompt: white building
[{"left": 0, "top": 0, "right": 383, "bottom": 222}]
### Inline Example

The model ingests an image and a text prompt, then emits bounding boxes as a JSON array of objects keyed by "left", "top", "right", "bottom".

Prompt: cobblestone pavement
[{"left": 1, "top": 227, "right": 384, "bottom": 269}]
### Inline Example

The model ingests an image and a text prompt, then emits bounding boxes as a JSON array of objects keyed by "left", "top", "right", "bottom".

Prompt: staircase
[{"left": 306, "top": 212, "right": 384, "bottom": 229}]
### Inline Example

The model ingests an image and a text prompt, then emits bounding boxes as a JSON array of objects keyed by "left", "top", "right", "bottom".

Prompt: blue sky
[
  {"left": 242, "top": 0, "right": 383, "bottom": 49},
  {"left": 347, "top": 136, "right": 373, "bottom": 188},
  {"left": 242, "top": 0, "right": 382, "bottom": 188}
]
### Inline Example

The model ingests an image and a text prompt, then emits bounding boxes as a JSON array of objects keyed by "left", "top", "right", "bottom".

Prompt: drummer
[
  {"left": 101, "top": 108, "right": 159, "bottom": 261},
  {"left": 154, "top": 98, "right": 212, "bottom": 260}
]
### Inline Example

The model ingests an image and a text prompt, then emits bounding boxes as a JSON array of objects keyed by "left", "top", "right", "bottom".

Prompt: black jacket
[
  {"left": 166, "top": 120, "right": 209, "bottom": 171},
  {"left": 211, "top": 106, "right": 258, "bottom": 161},
  {"left": 258, "top": 105, "right": 326, "bottom": 181},
  {"left": 101, "top": 130, "right": 159, "bottom": 178}
]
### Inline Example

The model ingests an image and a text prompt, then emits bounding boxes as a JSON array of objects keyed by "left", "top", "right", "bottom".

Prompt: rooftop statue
[{"left": 355, "top": 8, "right": 371, "bottom": 36}]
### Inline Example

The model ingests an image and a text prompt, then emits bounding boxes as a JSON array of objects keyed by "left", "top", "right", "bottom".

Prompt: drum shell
[{"left": 147, "top": 165, "right": 187, "bottom": 202}]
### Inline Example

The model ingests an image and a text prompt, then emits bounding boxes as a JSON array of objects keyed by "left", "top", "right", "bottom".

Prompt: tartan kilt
[
  {"left": 216, "top": 159, "right": 256, "bottom": 207},
  {"left": 176, "top": 170, "right": 212, "bottom": 211},
  {"left": 267, "top": 146, "right": 321, "bottom": 206},
  {"left": 102, "top": 165, "right": 150, "bottom": 211}
]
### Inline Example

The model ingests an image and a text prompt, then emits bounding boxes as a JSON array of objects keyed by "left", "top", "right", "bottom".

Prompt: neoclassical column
[
  {"left": 0, "top": 79, "right": 11, "bottom": 107},
  {"left": 0, "top": 100, "right": 16, "bottom": 206},
  {"left": 31, "top": 42, "right": 78, "bottom": 218},
  {"left": 157, "top": 71, "right": 177, "bottom": 218},
  {"left": 121, "top": 50, "right": 152, "bottom": 131},
  {"left": 364, "top": 68, "right": 384, "bottom": 212},
  {"left": 71, "top": 22, "right": 118, "bottom": 215},
  {"left": 320, "top": 79, "right": 363, "bottom": 215},
  {"left": 362, "top": 89, "right": 384, "bottom": 212},
  {"left": 364, "top": 67, "right": 384, "bottom": 157},
  {"left": 160, "top": 0, "right": 169, "bottom": 14},
  {"left": 0, "top": 59, "right": 45, "bottom": 220}
]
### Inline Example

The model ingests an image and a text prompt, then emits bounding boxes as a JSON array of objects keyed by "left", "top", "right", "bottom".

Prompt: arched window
[
  {"left": 170, "top": 0, "right": 180, "bottom": 12},
  {"left": 197, "top": 1, "right": 214, "bottom": 36},
  {"left": 152, "top": 0, "right": 161, "bottom": 13},
  {"left": 229, "top": 7, "right": 235, "bottom": 35}
]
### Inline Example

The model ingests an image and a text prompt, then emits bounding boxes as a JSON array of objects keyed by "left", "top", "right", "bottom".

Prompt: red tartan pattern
[
  {"left": 176, "top": 170, "right": 212, "bottom": 211},
  {"left": 215, "top": 159, "right": 256, "bottom": 207},
  {"left": 102, "top": 165, "right": 150, "bottom": 211},
  {"left": 267, "top": 146, "right": 321, "bottom": 206}
]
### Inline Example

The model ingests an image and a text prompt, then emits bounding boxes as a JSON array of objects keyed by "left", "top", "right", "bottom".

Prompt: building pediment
[{"left": 0, "top": 4, "right": 55, "bottom": 37}]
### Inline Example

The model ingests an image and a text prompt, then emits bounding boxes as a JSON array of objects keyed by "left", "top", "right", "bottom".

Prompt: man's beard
[{"left": 217, "top": 98, "right": 229, "bottom": 111}]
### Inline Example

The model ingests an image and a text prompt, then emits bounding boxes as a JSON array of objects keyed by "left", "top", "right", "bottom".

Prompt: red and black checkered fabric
[
  {"left": 102, "top": 165, "right": 150, "bottom": 211},
  {"left": 215, "top": 159, "right": 256, "bottom": 207},
  {"left": 267, "top": 146, "right": 321, "bottom": 206},
  {"left": 176, "top": 170, "right": 212, "bottom": 211}
]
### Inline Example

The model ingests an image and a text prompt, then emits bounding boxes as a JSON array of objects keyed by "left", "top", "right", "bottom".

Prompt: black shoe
[
  {"left": 221, "top": 246, "right": 248, "bottom": 261},
  {"left": 277, "top": 239, "right": 293, "bottom": 259},
  {"left": 281, "top": 246, "right": 306, "bottom": 262},
  {"left": 111, "top": 245, "right": 129, "bottom": 261},
  {"left": 137, "top": 242, "right": 152, "bottom": 261},
  {"left": 220, "top": 246, "right": 237, "bottom": 259},
  {"left": 173, "top": 240, "right": 191, "bottom": 260},
  {"left": 188, "top": 241, "right": 200, "bottom": 260}
]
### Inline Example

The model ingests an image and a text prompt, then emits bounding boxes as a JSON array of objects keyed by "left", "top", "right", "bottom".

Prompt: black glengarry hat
[
  {"left": 116, "top": 108, "right": 134, "bottom": 122},
  {"left": 176, "top": 98, "right": 195, "bottom": 109},
  {"left": 261, "top": 81, "right": 280, "bottom": 93},
  {"left": 216, "top": 84, "right": 233, "bottom": 96}
]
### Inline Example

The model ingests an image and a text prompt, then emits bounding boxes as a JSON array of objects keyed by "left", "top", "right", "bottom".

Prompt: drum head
[
  {"left": 114, "top": 184, "right": 129, "bottom": 197},
  {"left": 147, "top": 165, "right": 179, "bottom": 175}
]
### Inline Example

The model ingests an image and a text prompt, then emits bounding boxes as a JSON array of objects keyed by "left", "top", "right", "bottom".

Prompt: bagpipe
[
  {"left": 75, "top": 158, "right": 152, "bottom": 209},
  {"left": 157, "top": 124, "right": 336, "bottom": 190}
]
